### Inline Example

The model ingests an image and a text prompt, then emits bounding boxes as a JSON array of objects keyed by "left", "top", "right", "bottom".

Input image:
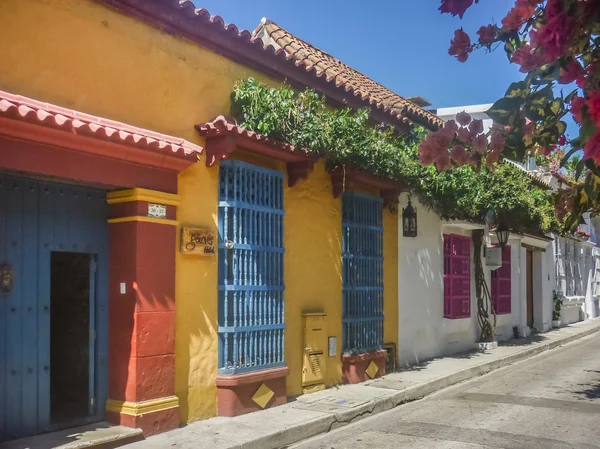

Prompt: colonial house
[
  {"left": 394, "top": 104, "right": 598, "bottom": 367},
  {"left": 0, "top": 0, "right": 442, "bottom": 443}
]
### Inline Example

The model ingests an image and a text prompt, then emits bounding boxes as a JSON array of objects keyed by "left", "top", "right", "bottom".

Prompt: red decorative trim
[
  {"left": 0, "top": 90, "right": 200, "bottom": 172},
  {"left": 100, "top": 0, "right": 426, "bottom": 132},
  {"left": 196, "top": 116, "right": 317, "bottom": 186},
  {"left": 328, "top": 166, "right": 402, "bottom": 206},
  {"left": 0, "top": 136, "right": 179, "bottom": 193},
  {"left": 287, "top": 160, "right": 315, "bottom": 187},
  {"left": 216, "top": 367, "right": 290, "bottom": 387}
]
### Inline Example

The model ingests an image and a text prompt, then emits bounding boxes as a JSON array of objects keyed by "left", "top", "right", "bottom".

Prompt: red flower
[
  {"left": 477, "top": 25, "right": 496, "bottom": 44},
  {"left": 502, "top": 0, "right": 537, "bottom": 30},
  {"left": 449, "top": 29, "right": 472, "bottom": 63},
  {"left": 545, "top": 0, "right": 563, "bottom": 21},
  {"left": 570, "top": 95, "right": 585, "bottom": 124},
  {"left": 587, "top": 91, "right": 600, "bottom": 127},
  {"left": 559, "top": 60, "right": 585, "bottom": 84},
  {"left": 511, "top": 45, "right": 542, "bottom": 73},
  {"left": 439, "top": 0, "right": 476, "bottom": 19},
  {"left": 531, "top": 12, "right": 574, "bottom": 63},
  {"left": 584, "top": 133, "right": 600, "bottom": 165},
  {"left": 558, "top": 135, "right": 567, "bottom": 146}
]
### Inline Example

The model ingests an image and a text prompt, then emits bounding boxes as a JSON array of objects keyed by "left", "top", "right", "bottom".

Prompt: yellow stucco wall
[
  {"left": 0, "top": 0, "right": 398, "bottom": 424},
  {"left": 284, "top": 162, "right": 343, "bottom": 395}
]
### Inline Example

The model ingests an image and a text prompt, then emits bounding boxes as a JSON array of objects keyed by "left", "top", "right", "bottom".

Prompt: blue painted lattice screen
[
  {"left": 218, "top": 160, "right": 285, "bottom": 374},
  {"left": 342, "top": 192, "right": 384, "bottom": 354}
]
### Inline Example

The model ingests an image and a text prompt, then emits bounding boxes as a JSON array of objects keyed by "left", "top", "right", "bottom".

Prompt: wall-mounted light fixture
[{"left": 402, "top": 197, "right": 417, "bottom": 237}]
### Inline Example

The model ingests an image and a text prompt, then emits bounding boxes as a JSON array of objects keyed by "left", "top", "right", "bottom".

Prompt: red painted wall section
[{"left": 106, "top": 194, "right": 179, "bottom": 435}]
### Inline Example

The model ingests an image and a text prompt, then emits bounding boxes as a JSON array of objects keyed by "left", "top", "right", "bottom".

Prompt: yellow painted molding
[
  {"left": 107, "top": 188, "right": 181, "bottom": 206},
  {"left": 106, "top": 396, "right": 180, "bottom": 416},
  {"left": 107, "top": 216, "right": 179, "bottom": 226}
]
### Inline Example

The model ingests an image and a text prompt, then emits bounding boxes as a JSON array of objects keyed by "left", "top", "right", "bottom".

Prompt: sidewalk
[{"left": 128, "top": 319, "right": 600, "bottom": 449}]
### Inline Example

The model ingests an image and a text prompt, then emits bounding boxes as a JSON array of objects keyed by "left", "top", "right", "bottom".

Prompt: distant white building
[{"left": 397, "top": 103, "right": 598, "bottom": 367}]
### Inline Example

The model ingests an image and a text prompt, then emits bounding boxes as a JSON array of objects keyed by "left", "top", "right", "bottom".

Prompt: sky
[{"left": 196, "top": 0, "right": 521, "bottom": 109}]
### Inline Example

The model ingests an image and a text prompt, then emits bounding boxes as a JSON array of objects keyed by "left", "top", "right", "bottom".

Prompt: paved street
[{"left": 291, "top": 332, "right": 600, "bottom": 449}]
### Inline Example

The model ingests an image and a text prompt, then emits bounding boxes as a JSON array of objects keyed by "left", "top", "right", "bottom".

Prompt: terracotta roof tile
[
  {"left": 0, "top": 90, "right": 202, "bottom": 158},
  {"left": 196, "top": 115, "right": 312, "bottom": 157},
  {"left": 252, "top": 19, "right": 442, "bottom": 129}
]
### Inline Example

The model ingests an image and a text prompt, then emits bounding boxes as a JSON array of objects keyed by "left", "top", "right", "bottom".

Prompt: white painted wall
[{"left": 397, "top": 194, "right": 530, "bottom": 367}]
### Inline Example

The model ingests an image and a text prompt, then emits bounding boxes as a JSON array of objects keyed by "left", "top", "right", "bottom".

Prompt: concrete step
[{"left": 0, "top": 422, "right": 144, "bottom": 449}]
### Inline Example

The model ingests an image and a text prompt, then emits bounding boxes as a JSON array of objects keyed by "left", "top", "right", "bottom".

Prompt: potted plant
[{"left": 552, "top": 290, "right": 563, "bottom": 328}]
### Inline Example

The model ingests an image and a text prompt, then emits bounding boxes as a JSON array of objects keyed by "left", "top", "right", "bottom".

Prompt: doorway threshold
[{"left": 0, "top": 423, "right": 143, "bottom": 449}]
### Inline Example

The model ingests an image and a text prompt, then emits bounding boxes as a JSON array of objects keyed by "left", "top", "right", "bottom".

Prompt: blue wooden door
[
  {"left": 217, "top": 160, "right": 286, "bottom": 374},
  {"left": 0, "top": 174, "right": 108, "bottom": 442}
]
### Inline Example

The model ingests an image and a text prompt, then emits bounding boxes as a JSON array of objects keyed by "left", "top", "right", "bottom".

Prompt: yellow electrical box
[{"left": 302, "top": 313, "right": 327, "bottom": 392}]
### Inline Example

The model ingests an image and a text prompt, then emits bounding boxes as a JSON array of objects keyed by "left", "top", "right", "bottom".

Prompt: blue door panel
[
  {"left": 0, "top": 175, "right": 108, "bottom": 442},
  {"left": 21, "top": 179, "right": 40, "bottom": 436},
  {"left": 0, "top": 178, "right": 6, "bottom": 441},
  {"left": 5, "top": 178, "right": 24, "bottom": 439}
]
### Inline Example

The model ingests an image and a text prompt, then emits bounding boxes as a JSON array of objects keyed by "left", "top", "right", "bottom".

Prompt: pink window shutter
[
  {"left": 491, "top": 245, "right": 512, "bottom": 314},
  {"left": 443, "top": 234, "right": 471, "bottom": 319}
]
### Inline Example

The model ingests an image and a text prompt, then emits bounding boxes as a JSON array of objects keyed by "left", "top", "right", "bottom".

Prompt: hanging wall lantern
[
  {"left": 402, "top": 197, "right": 417, "bottom": 237},
  {"left": 495, "top": 221, "right": 510, "bottom": 247}
]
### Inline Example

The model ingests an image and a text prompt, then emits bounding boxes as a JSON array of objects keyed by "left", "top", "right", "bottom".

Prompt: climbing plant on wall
[{"left": 231, "top": 78, "right": 559, "bottom": 235}]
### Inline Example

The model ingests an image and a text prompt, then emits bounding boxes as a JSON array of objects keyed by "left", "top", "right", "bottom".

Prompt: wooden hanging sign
[{"left": 181, "top": 226, "right": 216, "bottom": 256}]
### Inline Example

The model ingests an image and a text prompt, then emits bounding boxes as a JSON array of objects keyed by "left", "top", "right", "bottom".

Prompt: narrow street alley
[{"left": 291, "top": 332, "right": 600, "bottom": 449}]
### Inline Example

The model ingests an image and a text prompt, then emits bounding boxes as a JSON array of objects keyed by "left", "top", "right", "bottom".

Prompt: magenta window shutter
[
  {"left": 491, "top": 245, "right": 512, "bottom": 314},
  {"left": 443, "top": 234, "right": 471, "bottom": 318}
]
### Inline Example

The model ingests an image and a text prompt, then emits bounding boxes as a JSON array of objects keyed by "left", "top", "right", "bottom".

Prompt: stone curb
[{"left": 232, "top": 324, "right": 600, "bottom": 449}]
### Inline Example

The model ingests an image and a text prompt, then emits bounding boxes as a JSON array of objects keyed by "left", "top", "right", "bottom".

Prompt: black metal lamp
[
  {"left": 495, "top": 221, "right": 510, "bottom": 247},
  {"left": 402, "top": 197, "right": 417, "bottom": 237}
]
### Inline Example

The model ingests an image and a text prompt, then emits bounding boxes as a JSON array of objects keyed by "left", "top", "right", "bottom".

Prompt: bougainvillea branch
[{"left": 423, "top": 0, "right": 600, "bottom": 230}]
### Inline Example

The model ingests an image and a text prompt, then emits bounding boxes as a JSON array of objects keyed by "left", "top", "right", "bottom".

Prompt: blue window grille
[
  {"left": 218, "top": 160, "right": 285, "bottom": 374},
  {"left": 342, "top": 192, "right": 384, "bottom": 354}
]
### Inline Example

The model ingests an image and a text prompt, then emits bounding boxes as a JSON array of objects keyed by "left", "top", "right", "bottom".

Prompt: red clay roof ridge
[{"left": 0, "top": 90, "right": 203, "bottom": 157}]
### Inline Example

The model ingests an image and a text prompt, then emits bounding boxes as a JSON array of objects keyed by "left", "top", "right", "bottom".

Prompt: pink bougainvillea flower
[
  {"left": 571, "top": 95, "right": 585, "bottom": 123},
  {"left": 457, "top": 127, "right": 472, "bottom": 144},
  {"left": 448, "top": 29, "right": 472, "bottom": 62},
  {"left": 469, "top": 119, "right": 484, "bottom": 135},
  {"left": 439, "top": 0, "right": 476, "bottom": 19},
  {"left": 477, "top": 25, "right": 496, "bottom": 44},
  {"left": 511, "top": 45, "right": 542, "bottom": 73},
  {"left": 555, "top": 197, "right": 567, "bottom": 221},
  {"left": 502, "top": 0, "right": 539, "bottom": 30},
  {"left": 472, "top": 134, "right": 488, "bottom": 154},
  {"left": 545, "top": 0, "right": 563, "bottom": 21},
  {"left": 586, "top": 91, "right": 600, "bottom": 128},
  {"left": 456, "top": 111, "right": 471, "bottom": 127},
  {"left": 559, "top": 60, "right": 585, "bottom": 84},
  {"left": 486, "top": 149, "right": 502, "bottom": 167},
  {"left": 433, "top": 127, "right": 454, "bottom": 150},
  {"left": 444, "top": 119, "right": 459, "bottom": 134},
  {"left": 490, "top": 131, "right": 506, "bottom": 153},
  {"left": 531, "top": 12, "right": 574, "bottom": 63},
  {"left": 542, "top": 145, "right": 556, "bottom": 156},
  {"left": 558, "top": 135, "right": 567, "bottom": 146},
  {"left": 584, "top": 132, "right": 600, "bottom": 165},
  {"left": 450, "top": 144, "right": 469, "bottom": 166},
  {"left": 436, "top": 151, "right": 453, "bottom": 171}
]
